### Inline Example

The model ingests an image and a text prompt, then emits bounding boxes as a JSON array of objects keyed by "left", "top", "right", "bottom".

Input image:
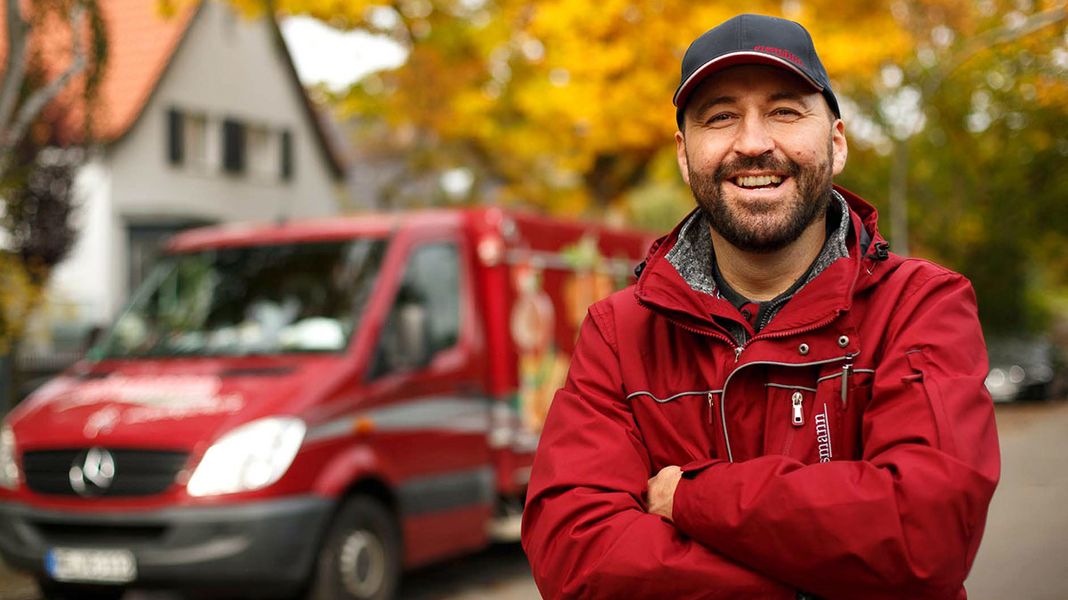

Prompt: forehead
[{"left": 688, "top": 64, "right": 822, "bottom": 106}]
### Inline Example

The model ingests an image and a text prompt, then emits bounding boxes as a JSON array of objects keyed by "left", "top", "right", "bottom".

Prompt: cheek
[
  {"left": 774, "top": 125, "right": 832, "bottom": 164},
  {"left": 785, "top": 142, "right": 827, "bottom": 168},
  {"left": 683, "top": 134, "right": 731, "bottom": 166}
]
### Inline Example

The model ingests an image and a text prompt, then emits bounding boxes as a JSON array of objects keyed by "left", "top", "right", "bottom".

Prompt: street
[
  {"left": 2, "top": 400, "right": 1066, "bottom": 600},
  {"left": 966, "top": 400, "right": 1068, "bottom": 600}
]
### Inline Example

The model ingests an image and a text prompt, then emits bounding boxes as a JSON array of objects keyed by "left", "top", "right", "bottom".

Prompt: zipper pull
[
  {"left": 841, "top": 364, "right": 851, "bottom": 407},
  {"left": 734, "top": 346, "right": 744, "bottom": 363},
  {"left": 707, "top": 391, "right": 714, "bottom": 424},
  {"left": 791, "top": 391, "right": 804, "bottom": 427}
]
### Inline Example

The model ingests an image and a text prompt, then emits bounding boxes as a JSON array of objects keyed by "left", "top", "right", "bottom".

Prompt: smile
[{"left": 733, "top": 174, "right": 784, "bottom": 189}]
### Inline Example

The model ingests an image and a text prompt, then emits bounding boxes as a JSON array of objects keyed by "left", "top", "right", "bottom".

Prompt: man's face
[{"left": 675, "top": 65, "right": 847, "bottom": 253}]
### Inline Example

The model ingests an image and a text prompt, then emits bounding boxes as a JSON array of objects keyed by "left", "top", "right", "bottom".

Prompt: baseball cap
[{"left": 673, "top": 14, "right": 841, "bottom": 129}]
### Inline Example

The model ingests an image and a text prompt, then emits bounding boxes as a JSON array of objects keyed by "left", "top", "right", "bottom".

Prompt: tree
[
  {"left": 831, "top": 1, "right": 1068, "bottom": 333},
  {"left": 0, "top": 0, "right": 107, "bottom": 350},
  {"left": 250, "top": 0, "right": 1066, "bottom": 333}
]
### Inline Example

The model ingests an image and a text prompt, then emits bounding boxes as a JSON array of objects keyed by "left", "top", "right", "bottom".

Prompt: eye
[
  {"left": 704, "top": 112, "right": 736, "bottom": 127},
  {"left": 771, "top": 107, "right": 802, "bottom": 120}
]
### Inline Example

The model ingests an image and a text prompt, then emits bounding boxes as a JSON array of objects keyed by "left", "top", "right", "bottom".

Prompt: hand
[{"left": 646, "top": 465, "right": 683, "bottom": 521}]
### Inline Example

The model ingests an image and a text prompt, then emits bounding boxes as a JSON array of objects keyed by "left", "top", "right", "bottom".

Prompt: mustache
[{"left": 714, "top": 155, "right": 801, "bottom": 183}]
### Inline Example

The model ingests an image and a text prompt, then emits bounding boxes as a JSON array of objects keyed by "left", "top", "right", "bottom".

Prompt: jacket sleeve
[
  {"left": 521, "top": 304, "right": 795, "bottom": 600},
  {"left": 671, "top": 271, "right": 1000, "bottom": 600}
]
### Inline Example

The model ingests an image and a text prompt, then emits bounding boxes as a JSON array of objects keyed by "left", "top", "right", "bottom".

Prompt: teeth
[{"left": 735, "top": 175, "right": 783, "bottom": 188}]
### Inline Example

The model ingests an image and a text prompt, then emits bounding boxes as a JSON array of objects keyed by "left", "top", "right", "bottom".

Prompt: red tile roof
[
  {"left": 2, "top": 0, "right": 197, "bottom": 144},
  {"left": 2, "top": 1, "right": 345, "bottom": 176}
]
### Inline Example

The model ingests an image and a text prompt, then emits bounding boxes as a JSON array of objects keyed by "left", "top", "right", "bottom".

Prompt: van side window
[{"left": 373, "top": 242, "right": 461, "bottom": 376}]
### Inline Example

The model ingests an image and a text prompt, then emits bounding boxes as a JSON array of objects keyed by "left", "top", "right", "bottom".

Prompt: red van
[{"left": 0, "top": 208, "right": 651, "bottom": 599}]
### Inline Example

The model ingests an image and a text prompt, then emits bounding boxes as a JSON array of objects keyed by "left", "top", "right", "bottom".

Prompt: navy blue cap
[{"left": 674, "top": 14, "right": 840, "bottom": 129}]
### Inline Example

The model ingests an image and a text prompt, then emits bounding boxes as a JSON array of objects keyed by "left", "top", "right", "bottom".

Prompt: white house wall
[
  {"left": 51, "top": 1, "right": 342, "bottom": 327},
  {"left": 46, "top": 155, "right": 117, "bottom": 323}
]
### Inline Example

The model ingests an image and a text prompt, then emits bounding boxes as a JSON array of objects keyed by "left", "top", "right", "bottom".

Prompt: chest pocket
[
  {"left": 763, "top": 364, "right": 875, "bottom": 464},
  {"left": 627, "top": 389, "right": 720, "bottom": 470}
]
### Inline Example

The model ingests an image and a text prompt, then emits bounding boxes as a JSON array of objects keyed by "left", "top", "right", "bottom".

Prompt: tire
[
  {"left": 307, "top": 496, "right": 402, "bottom": 600},
  {"left": 36, "top": 578, "right": 126, "bottom": 600}
]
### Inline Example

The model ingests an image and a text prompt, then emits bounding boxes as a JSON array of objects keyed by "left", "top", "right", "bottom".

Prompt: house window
[
  {"left": 167, "top": 107, "right": 216, "bottom": 173},
  {"left": 280, "top": 130, "right": 293, "bottom": 181},
  {"left": 127, "top": 220, "right": 213, "bottom": 294},
  {"left": 167, "top": 108, "right": 183, "bottom": 165},
  {"left": 247, "top": 124, "right": 278, "bottom": 179},
  {"left": 172, "top": 112, "right": 292, "bottom": 181},
  {"left": 185, "top": 113, "right": 211, "bottom": 170},
  {"left": 222, "top": 118, "right": 246, "bottom": 174}
]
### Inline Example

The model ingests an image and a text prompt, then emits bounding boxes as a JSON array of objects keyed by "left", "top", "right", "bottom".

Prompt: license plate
[{"left": 45, "top": 547, "right": 136, "bottom": 584}]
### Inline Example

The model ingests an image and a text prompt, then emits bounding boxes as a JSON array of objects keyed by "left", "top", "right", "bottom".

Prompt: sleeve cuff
[{"left": 674, "top": 458, "right": 727, "bottom": 529}]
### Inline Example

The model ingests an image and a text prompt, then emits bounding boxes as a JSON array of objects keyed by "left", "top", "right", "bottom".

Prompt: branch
[
  {"left": 0, "top": 0, "right": 30, "bottom": 133},
  {"left": 0, "top": 3, "right": 88, "bottom": 155},
  {"left": 386, "top": 0, "right": 416, "bottom": 50},
  {"left": 923, "top": 5, "right": 1068, "bottom": 96}
]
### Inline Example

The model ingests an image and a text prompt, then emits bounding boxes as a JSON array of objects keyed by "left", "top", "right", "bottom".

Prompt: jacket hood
[{"left": 634, "top": 185, "right": 895, "bottom": 337}]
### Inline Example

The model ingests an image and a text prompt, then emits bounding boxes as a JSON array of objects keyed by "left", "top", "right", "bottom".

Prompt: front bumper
[{"left": 0, "top": 495, "right": 332, "bottom": 594}]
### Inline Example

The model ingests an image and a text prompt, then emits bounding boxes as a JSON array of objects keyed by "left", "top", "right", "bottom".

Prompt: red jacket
[{"left": 521, "top": 188, "right": 1000, "bottom": 600}]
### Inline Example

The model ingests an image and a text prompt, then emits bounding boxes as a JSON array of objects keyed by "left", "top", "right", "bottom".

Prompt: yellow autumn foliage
[
  {"left": 228, "top": 0, "right": 1064, "bottom": 228},
  {"left": 0, "top": 253, "right": 42, "bottom": 353}
]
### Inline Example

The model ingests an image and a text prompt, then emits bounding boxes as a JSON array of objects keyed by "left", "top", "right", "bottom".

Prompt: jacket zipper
[
  {"left": 637, "top": 299, "right": 852, "bottom": 464},
  {"left": 707, "top": 391, "right": 714, "bottom": 424},
  {"left": 841, "top": 363, "right": 852, "bottom": 407},
  {"left": 717, "top": 309, "right": 850, "bottom": 462},
  {"left": 791, "top": 391, "right": 805, "bottom": 426},
  {"left": 719, "top": 352, "right": 855, "bottom": 462}
]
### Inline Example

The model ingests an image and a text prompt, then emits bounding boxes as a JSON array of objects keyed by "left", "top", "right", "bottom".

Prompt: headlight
[
  {"left": 0, "top": 425, "right": 20, "bottom": 490},
  {"left": 187, "top": 417, "right": 305, "bottom": 497}
]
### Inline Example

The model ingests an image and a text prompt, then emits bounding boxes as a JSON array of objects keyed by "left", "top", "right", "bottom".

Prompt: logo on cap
[
  {"left": 69, "top": 447, "right": 116, "bottom": 497},
  {"left": 752, "top": 45, "right": 804, "bottom": 66}
]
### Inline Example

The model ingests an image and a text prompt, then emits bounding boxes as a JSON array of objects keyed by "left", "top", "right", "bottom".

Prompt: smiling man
[{"left": 522, "top": 14, "right": 1000, "bottom": 600}]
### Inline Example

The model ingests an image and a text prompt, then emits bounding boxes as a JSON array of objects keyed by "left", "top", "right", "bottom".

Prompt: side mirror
[
  {"left": 372, "top": 299, "right": 430, "bottom": 378},
  {"left": 395, "top": 302, "right": 429, "bottom": 367}
]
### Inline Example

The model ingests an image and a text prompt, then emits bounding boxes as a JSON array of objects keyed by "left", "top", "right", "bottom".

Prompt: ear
[
  {"left": 675, "top": 130, "right": 691, "bottom": 186},
  {"left": 831, "top": 118, "right": 848, "bottom": 176}
]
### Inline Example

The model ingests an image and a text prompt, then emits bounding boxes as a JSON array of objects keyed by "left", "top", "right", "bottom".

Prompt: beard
[{"left": 688, "top": 139, "right": 835, "bottom": 254}]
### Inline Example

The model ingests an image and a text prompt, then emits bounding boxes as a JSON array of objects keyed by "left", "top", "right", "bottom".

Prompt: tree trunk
[{"left": 888, "top": 137, "right": 909, "bottom": 256}]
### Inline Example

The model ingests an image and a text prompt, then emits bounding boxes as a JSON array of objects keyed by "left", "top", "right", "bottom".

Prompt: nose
[{"left": 732, "top": 114, "right": 774, "bottom": 157}]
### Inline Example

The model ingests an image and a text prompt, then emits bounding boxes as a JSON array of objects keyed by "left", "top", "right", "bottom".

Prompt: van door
[{"left": 363, "top": 237, "right": 492, "bottom": 566}]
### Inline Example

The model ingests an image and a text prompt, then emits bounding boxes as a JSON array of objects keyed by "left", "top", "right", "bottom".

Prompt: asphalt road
[
  {"left": 2, "top": 400, "right": 1066, "bottom": 600},
  {"left": 965, "top": 400, "right": 1068, "bottom": 600}
]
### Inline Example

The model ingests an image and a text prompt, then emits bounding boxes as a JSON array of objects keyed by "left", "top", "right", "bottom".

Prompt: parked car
[
  {"left": 0, "top": 208, "right": 651, "bottom": 599},
  {"left": 984, "top": 337, "right": 1066, "bottom": 403}
]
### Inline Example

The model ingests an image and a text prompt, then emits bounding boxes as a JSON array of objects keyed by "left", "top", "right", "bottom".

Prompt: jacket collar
[{"left": 634, "top": 185, "right": 887, "bottom": 337}]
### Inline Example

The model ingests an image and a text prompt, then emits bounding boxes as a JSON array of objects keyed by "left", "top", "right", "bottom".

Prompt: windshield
[{"left": 95, "top": 238, "right": 388, "bottom": 358}]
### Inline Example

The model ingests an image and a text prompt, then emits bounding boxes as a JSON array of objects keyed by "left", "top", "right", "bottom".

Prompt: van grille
[
  {"left": 22, "top": 449, "right": 188, "bottom": 497},
  {"left": 30, "top": 521, "right": 169, "bottom": 546}
]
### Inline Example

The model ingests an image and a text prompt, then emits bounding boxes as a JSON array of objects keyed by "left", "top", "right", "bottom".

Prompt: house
[{"left": 16, "top": 0, "right": 349, "bottom": 366}]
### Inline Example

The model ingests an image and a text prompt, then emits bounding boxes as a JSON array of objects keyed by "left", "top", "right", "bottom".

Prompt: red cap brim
[{"left": 673, "top": 51, "right": 825, "bottom": 109}]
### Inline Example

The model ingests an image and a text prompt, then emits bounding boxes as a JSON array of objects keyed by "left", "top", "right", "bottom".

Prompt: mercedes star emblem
[{"left": 69, "top": 447, "right": 116, "bottom": 497}]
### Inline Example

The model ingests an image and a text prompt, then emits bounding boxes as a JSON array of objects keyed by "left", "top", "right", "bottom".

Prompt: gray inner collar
[{"left": 665, "top": 189, "right": 852, "bottom": 299}]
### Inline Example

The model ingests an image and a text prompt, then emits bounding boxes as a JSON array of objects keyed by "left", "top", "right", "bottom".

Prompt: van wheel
[{"left": 309, "top": 496, "right": 401, "bottom": 600}]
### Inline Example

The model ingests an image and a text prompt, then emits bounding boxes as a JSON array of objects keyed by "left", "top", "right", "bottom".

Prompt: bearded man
[{"left": 521, "top": 13, "right": 1000, "bottom": 600}]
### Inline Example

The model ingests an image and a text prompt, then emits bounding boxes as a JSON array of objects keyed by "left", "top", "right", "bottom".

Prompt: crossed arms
[{"left": 520, "top": 274, "right": 999, "bottom": 599}]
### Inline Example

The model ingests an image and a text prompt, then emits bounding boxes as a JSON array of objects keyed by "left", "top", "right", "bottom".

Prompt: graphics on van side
[
  {"left": 510, "top": 234, "right": 634, "bottom": 436},
  {"left": 510, "top": 263, "right": 566, "bottom": 435}
]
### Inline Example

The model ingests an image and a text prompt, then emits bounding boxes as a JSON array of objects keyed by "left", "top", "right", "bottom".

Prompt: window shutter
[
  {"left": 222, "top": 119, "right": 246, "bottom": 174},
  {"left": 280, "top": 130, "right": 293, "bottom": 181},
  {"left": 167, "top": 108, "right": 184, "bottom": 165}
]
